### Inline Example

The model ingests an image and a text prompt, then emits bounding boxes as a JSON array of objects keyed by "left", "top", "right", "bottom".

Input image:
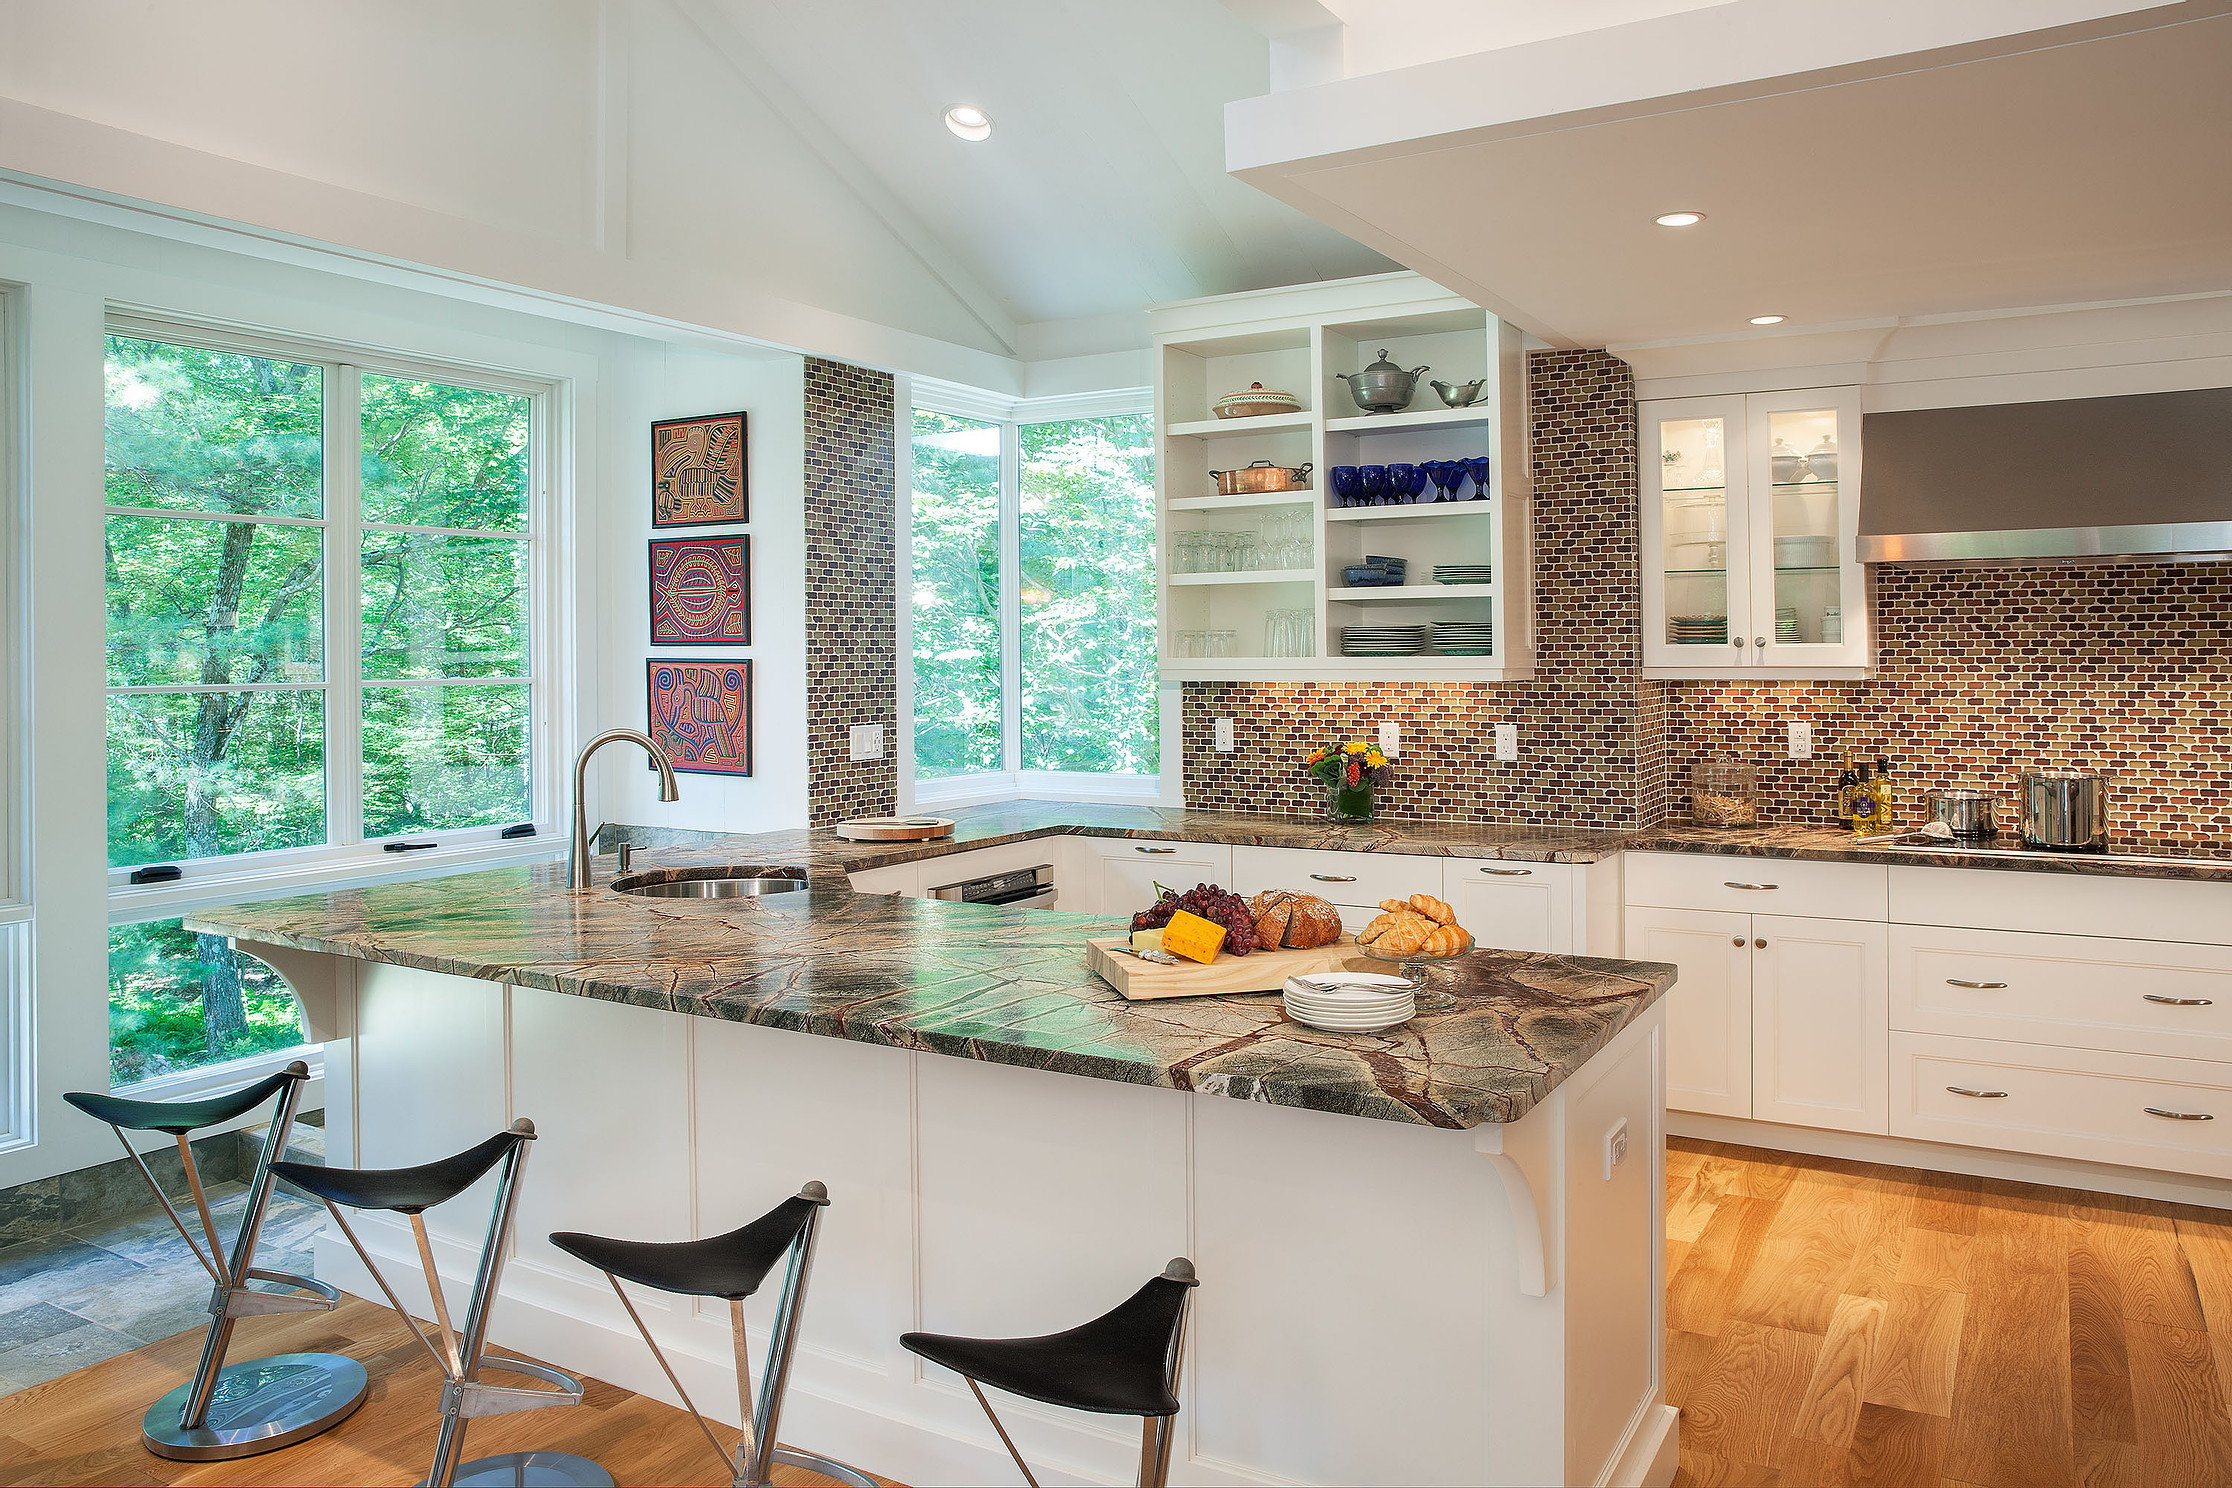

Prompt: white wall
[{"left": 0, "top": 198, "right": 811, "bottom": 1189}]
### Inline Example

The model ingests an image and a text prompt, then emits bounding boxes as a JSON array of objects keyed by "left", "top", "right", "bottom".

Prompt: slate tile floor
[{"left": 0, "top": 1181, "right": 321, "bottom": 1394}]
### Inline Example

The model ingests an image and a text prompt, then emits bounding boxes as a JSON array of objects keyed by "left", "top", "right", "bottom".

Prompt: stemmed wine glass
[{"left": 1464, "top": 456, "right": 1494, "bottom": 500}]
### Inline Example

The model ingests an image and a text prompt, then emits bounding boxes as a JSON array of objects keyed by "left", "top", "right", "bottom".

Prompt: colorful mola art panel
[
  {"left": 649, "top": 536, "right": 749, "bottom": 644},
  {"left": 647, "top": 660, "right": 752, "bottom": 776},
  {"left": 651, "top": 409, "right": 748, "bottom": 526}
]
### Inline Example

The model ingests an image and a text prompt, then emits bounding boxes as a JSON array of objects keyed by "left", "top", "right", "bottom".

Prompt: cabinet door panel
[
  {"left": 1746, "top": 387, "right": 1866, "bottom": 669},
  {"left": 1625, "top": 906, "right": 1753, "bottom": 1118},
  {"left": 1446, "top": 863, "right": 1574, "bottom": 953},
  {"left": 1085, "top": 839, "right": 1233, "bottom": 921},
  {"left": 1752, "top": 914, "right": 1888, "bottom": 1134},
  {"left": 1641, "top": 394, "right": 1750, "bottom": 671}
]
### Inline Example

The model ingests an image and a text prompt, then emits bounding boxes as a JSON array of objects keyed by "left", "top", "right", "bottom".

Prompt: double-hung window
[
  {"left": 103, "top": 324, "right": 551, "bottom": 1085},
  {"left": 905, "top": 391, "right": 1167, "bottom": 804}
]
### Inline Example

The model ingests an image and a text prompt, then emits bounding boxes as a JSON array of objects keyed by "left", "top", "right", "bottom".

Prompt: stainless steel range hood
[{"left": 1859, "top": 387, "right": 2232, "bottom": 565}]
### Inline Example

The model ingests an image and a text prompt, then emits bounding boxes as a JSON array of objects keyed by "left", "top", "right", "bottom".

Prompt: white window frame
[
  {"left": 0, "top": 285, "right": 30, "bottom": 1149},
  {"left": 101, "top": 314, "right": 570, "bottom": 897},
  {"left": 899, "top": 381, "right": 1178, "bottom": 810}
]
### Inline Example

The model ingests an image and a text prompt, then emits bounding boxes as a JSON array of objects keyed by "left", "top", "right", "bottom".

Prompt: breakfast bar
[{"left": 189, "top": 850, "right": 1677, "bottom": 1488}]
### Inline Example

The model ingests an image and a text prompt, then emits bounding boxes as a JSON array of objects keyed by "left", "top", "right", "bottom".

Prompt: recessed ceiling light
[
  {"left": 943, "top": 104, "right": 992, "bottom": 142},
  {"left": 1749, "top": 314, "right": 1788, "bottom": 326},
  {"left": 1653, "top": 211, "right": 1705, "bottom": 228}
]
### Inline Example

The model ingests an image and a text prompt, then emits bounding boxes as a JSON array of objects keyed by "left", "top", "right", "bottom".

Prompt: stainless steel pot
[
  {"left": 1334, "top": 349, "right": 1429, "bottom": 415},
  {"left": 1208, "top": 459, "right": 1311, "bottom": 495},
  {"left": 1927, "top": 788, "right": 2000, "bottom": 841},
  {"left": 2019, "top": 768, "right": 2109, "bottom": 851}
]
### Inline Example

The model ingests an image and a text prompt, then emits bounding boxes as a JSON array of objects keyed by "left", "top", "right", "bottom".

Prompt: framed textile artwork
[
  {"left": 651, "top": 410, "right": 748, "bottom": 526},
  {"left": 647, "top": 660, "right": 752, "bottom": 776},
  {"left": 649, "top": 536, "right": 749, "bottom": 644}
]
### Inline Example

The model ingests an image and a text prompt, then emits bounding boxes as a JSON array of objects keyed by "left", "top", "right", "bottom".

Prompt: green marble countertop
[{"left": 188, "top": 846, "right": 1674, "bottom": 1130}]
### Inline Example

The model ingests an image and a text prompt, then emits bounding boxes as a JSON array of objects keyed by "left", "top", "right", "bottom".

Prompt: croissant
[
  {"left": 1360, "top": 912, "right": 1401, "bottom": 944},
  {"left": 1379, "top": 918, "right": 1433, "bottom": 955},
  {"left": 1422, "top": 924, "right": 1473, "bottom": 957},
  {"left": 1409, "top": 893, "right": 1458, "bottom": 926},
  {"left": 1379, "top": 898, "right": 1409, "bottom": 914}
]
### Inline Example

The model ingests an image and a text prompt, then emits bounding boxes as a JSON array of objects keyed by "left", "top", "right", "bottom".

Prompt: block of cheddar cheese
[{"left": 1156, "top": 909, "right": 1227, "bottom": 965}]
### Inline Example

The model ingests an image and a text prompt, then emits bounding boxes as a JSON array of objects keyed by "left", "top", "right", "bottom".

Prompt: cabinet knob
[
  {"left": 1732, "top": 937, "right": 1746, "bottom": 947},
  {"left": 1733, "top": 637, "right": 1746, "bottom": 649},
  {"left": 1754, "top": 937, "right": 1767, "bottom": 949},
  {"left": 1755, "top": 635, "right": 1767, "bottom": 648}
]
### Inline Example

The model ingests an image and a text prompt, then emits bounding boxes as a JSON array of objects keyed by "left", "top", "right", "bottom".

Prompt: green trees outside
[
  {"left": 909, "top": 410, "right": 1159, "bottom": 781},
  {"left": 103, "top": 336, "right": 534, "bottom": 1083}
]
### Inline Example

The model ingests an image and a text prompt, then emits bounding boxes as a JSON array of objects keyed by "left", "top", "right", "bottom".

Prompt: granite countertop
[
  {"left": 187, "top": 857, "right": 1673, "bottom": 1131},
  {"left": 606, "top": 801, "right": 2232, "bottom": 885}
]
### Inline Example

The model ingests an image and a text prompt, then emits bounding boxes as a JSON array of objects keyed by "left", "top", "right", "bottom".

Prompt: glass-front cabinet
[{"left": 1641, "top": 387, "right": 1868, "bottom": 676}]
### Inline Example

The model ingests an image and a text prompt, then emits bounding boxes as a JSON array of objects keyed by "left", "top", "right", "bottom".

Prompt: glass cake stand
[{"left": 1356, "top": 940, "right": 1469, "bottom": 1011}]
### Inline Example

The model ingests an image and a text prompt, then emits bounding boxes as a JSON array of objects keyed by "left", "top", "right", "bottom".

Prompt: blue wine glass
[
  {"left": 1390, "top": 463, "right": 1429, "bottom": 503},
  {"left": 1428, "top": 461, "right": 1466, "bottom": 502},
  {"left": 1327, "top": 465, "right": 1361, "bottom": 509},
  {"left": 1464, "top": 456, "right": 1494, "bottom": 500},
  {"left": 1358, "top": 464, "right": 1388, "bottom": 505}
]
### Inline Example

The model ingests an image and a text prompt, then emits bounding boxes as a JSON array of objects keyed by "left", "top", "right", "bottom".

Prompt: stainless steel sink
[{"left": 611, "top": 872, "right": 809, "bottom": 899}]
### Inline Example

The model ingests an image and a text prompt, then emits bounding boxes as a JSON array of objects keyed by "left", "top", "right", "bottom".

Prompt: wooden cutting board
[
  {"left": 1086, "top": 935, "right": 1371, "bottom": 1001},
  {"left": 832, "top": 816, "right": 956, "bottom": 841}
]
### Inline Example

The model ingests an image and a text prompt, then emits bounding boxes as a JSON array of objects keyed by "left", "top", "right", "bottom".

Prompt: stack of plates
[
  {"left": 1430, "top": 622, "right": 1495, "bottom": 655},
  {"left": 1776, "top": 605, "right": 1800, "bottom": 643},
  {"left": 1342, "top": 625, "right": 1427, "bottom": 656},
  {"left": 1282, "top": 973, "right": 1417, "bottom": 1033},
  {"left": 1433, "top": 564, "right": 1494, "bottom": 586},
  {"left": 1670, "top": 614, "right": 1729, "bottom": 645}
]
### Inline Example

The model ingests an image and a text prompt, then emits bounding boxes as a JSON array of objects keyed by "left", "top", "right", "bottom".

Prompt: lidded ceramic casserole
[{"left": 1212, "top": 382, "right": 1302, "bottom": 419}]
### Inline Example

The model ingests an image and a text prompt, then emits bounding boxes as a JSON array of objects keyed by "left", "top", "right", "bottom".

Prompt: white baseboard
[
  {"left": 1605, "top": 1403, "right": 1679, "bottom": 1488},
  {"left": 1667, "top": 1114, "right": 2232, "bottom": 1211}
]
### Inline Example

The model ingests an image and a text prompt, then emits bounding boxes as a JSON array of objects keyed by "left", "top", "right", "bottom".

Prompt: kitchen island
[{"left": 190, "top": 853, "right": 1677, "bottom": 1487}]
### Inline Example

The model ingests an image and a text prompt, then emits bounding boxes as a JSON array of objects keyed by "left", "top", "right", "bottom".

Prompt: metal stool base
[
  {"left": 141, "top": 1351, "right": 369, "bottom": 1461},
  {"left": 773, "top": 1445, "right": 880, "bottom": 1488},
  {"left": 438, "top": 1451, "right": 614, "bottom": 1487}
]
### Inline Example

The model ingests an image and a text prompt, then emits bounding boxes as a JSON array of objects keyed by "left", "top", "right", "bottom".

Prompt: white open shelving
[{"left": 1150, "top": 273, "right": 1534, "bottom": 682}]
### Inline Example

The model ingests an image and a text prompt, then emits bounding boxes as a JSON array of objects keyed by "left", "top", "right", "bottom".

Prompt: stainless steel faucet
[{"left": 570, "top": 728, "right": 679, "bottom": 889}]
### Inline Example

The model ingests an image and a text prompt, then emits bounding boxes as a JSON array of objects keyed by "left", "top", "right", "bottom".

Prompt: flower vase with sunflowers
[{"left": 1305, "top": 740, "right": 1392, "bottom": 822}]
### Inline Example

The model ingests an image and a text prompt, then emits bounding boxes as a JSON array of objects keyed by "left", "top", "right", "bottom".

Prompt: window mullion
[
  {"left": 326, "top": 366, "right": 364, "bottom": 847},
  {"left": 998, "top": 420, "right": 1022, "bottom": 776}
]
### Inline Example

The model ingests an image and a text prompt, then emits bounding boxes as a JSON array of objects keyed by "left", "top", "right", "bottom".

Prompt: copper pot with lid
[{"left": 1208, "top": 459, "right": 1312, "bottom": 496}]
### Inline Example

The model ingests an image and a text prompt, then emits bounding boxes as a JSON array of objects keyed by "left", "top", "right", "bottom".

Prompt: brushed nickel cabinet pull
[
  {"left": 1724, "top": 881, "right": 1778, "bottom": 891},
  {"left": 1309, "top": 873, "right": 1357, "bottom": 883},
  {"left": 1135, "top": 845, "right": 1178, "bottom": 854},
  {"left": 1947, "top": 978, "right": 2009, "bottom": 990},
  {"left": 2144, "top": 995, "right": 2214, "bottom": 1006},
  {"left": 2145, "top": 1106, "right": 2215, "bottom": 1121},
  {"left": 1480, "top": 867, "right": 1534, "bottom": 876},
  {"left": 1947, "top": 1086, "right": 2009, "bottom": 1099}
]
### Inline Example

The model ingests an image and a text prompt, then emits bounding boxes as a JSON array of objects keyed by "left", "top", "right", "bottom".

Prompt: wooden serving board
[
  {"left": 832, "top": 816, "right": 956, "bottom": 842},
  {"left": 1086, "top": 935, "right": 1370, "bottom": 1001}
]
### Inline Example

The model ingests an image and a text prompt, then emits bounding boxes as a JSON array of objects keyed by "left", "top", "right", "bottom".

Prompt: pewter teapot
[{"left": 1335, "top": 348, "right": 1429, "bottom": 414}]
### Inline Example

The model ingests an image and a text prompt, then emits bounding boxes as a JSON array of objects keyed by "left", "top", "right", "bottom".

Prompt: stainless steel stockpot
[
  {"left": 2019, "top": 768, "right": 2109, "bottom": 851},
  {"left": 1927, "top": 788, "right": 2000, "bottom": 841}
]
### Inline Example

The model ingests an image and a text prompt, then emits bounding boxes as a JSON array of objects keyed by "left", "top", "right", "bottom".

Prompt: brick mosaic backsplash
[
  {"left": 1666, "top": 564, "right": 2232, "bottom": 845},
  {"left": 1180, "top": 350, "right": 1666, "bottom": 829},
  {"left": 804, "top": 357, "right": 898, "bottom": 826}
]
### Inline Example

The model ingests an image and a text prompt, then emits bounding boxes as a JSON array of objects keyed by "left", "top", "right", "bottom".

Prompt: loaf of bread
[{"left": 1250, "top": 890, "right": 1344, "bottom": 949}]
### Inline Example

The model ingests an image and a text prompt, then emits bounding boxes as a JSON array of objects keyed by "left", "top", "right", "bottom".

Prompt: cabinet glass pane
[
  {"left": 1659, "top": 415, "right": 1730, "bottom": 646},
  {"left": 1766, "top": 407, "right": 1843, "bottom": 645}
]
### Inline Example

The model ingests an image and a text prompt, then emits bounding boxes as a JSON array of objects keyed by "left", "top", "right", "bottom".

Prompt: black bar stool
[
  {"left": 901, "top": 1259, "right": 1200, "bottom": 1488},
  {"left": 548, "top": 1181, "right": 875, "bottom": 1488},
  {"left": 63, "top": 1059, "right": 367, "bottom": 1460},
  {"left": 274, "top": 1118, "right": 606, "bottom": 1488}
]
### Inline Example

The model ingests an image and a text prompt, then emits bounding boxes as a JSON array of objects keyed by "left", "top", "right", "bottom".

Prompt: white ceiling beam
[{"left": 1218, "top": 0, "right": 1348, "bottom": 89}]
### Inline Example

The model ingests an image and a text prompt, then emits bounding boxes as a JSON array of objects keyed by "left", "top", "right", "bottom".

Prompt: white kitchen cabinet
[
  {"left": 1640, "top": 386, "right": 1868, "bottom": 677},
  {"left": 845, "top": 861, "right": 921, "bottom": 897},
  {"left": 1074, "top": 837, "right": 1233, "bottom": 921},
  {"left": 1444, "top": 862, "right": 1575, "bottom": 954},
  {"left": 1751, "top": 914, "right": 1888, "bottom": 1134},
  {"left": 1625, "top": 906, "right": 1755, "bottom": 1119},
  {"left": 1229, "top": 845, "right": 1445, "bottom": 919}
]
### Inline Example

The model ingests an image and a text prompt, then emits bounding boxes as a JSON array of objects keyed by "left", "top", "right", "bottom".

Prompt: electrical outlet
[
  {"left": 1214, "top": 717, "right": 1235, "bottom": 753},
  {"left": 1377, "top": 721, "right": 1400, "bottom": 758},
  {"left": 1493, "top": 723, "right": 1518, "bottom": 762},
  {"left": 849, "top": 724, "right": 886, "bottom": 762},
  {"left": 1788, "top": 720, "right": 1814, "bottom": 759},
  {"left": 1603, "top": 1118, "right": 1630, "bottom": 1180}
]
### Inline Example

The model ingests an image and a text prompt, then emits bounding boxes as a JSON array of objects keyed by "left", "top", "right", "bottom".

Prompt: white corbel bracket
[{"left": 1474, "top": 1123, "right": 1551, "bottom": 1297}]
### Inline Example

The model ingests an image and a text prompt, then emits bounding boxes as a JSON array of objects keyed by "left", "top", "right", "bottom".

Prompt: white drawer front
[
  {"left": 1624, "top": 852, "right": 1887, "bottom": 921},
  {"left": 1889, "top": 1032, "right": 2232, "bottom": 1180},
  {"left": 1890, "top": 865, "right": 2232, "bottom": 945},
  {"left": 1229, "top": 846, "right": 1448, "bottom": 911},
  {"left": 1077, "top": 838, "right": 1233, "bottom": 920},
  {"left": 1891, "top": 924, "right": 2232, "bottom": 1061},
  {"left": 1445, "top": 861, "right": 1579, "bottom": 953}
]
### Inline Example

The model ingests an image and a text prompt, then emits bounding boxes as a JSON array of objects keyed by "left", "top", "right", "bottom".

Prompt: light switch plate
[
  {"left": 1377, "top": 721, "right": 1400, "bottom": 758},
  {"left": 1214, "top": 717, "right": 1235, "bottom": 753},
  {"left": 1788, "top": 720, "right": 1814, "bottom": 759},
  {"left": 849, "top": 724, "right": 886, "bottom": 762},
  {"left": 1604, "top": 1118, "right": 1630, "bottom": 1180},
  {"left": 1493, "top": 724, "right": 1518, "bottom": 762}
]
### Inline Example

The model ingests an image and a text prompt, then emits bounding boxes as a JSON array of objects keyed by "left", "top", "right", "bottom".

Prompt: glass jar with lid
[{"left": 1692, "top": 753, "right": 1760, "bottom": 827}]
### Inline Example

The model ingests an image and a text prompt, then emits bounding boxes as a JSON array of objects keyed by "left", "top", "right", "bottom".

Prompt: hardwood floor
[
  {"left": 0, "top": 1297, "right": 892, "bottom": 1487},
  {"left": 1667, "top": 1137, "right": 2232, "bottom": 1488}
]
